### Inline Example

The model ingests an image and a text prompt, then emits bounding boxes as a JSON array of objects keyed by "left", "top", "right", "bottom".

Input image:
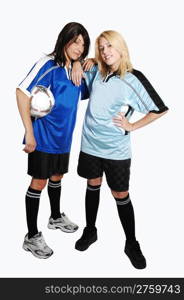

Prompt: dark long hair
[{"left": 49, "top": 22, "right": 90, "bottom": 66}]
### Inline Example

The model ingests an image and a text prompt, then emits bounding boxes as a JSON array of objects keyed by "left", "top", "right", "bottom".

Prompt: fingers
[
  {"left": 83, "top": 59, "right": 95, "bottom": 71},
  {"left": 113, "top": 116, "right": 122, "bottom": 121},
  {"left": 71, "top": 71, "right": 84, "bottom": 86},
  {"left": 71, "top": 73, "right": 79, "bottom": 86},
  {"left": 113, "top": 113, "right": 126, "bottom": 127},
  {"left": 23, "top": 144, "right": 36, "bottom": 153},
  {"left": 83, "top": 61, "right": 94, "bottom": 71},
  {"left": 112, "top": 113, "right": 132, "bottom": 131},
  {"left": 113, "top": 124, "right": 122, "bottom": 127},
  {"left": 82, "top": 60, "right": 88, "bottom": 70},
  {"left": 83, "top": 62, "right": 91, "bottom": 71},
  {"left": 118, "top": 112, "right": 126, "bottom": 118},
  {"left": 113, "top": 113, "right": 125, "bottom": 121},
  {"left": 113, "top": 119, "right": 123, "bottom": 127}
]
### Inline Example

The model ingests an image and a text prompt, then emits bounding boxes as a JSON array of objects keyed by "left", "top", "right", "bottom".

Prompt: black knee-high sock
[
  {"left": 85, "top": 184, "right": 101, "bottom": 230},
  {"left": 114, "top": 194, "right": 136, "bottom": 244},
  {"left": 26, "top": 187, "right": 41, "bottom": 239},
  {"left": 47, "top": 179, "right": 61, "bottom": 219}
]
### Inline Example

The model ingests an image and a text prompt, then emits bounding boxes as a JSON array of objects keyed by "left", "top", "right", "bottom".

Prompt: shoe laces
[
  {"left": 60, "top": 213, "right": 76, "bottom": 227},
  {"left": 33, "top": 234, "right": 48, "bottom": 249},
  {"left": 52, "top": 217, "right": 64, "bottom": 224},
  {"left": 61, "top": 213, "right": 70, "bottom": 224}
]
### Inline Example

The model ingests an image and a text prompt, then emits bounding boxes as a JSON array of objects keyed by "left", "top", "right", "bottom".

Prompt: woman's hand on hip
[{"left": 113, "top": 113, "right": 133, "bottom": 132}]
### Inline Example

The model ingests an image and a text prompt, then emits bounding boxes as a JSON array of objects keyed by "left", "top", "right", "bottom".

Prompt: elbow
[
  {"left": 150, "top": 107, "right": 169, "bottom": 116},
  {"left": 160, "top": 107, "right": 169, "bottom": 117},
  {"left": 159, "top": 109, "right": 169, "bottom": 117}
]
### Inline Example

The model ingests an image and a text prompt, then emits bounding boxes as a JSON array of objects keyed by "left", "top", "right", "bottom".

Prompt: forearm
[
  {"left": 131, "top": 111, "right": 168, "bottom": 131},
  {"left": 16, "top": 88, "right": 34, "bottom": 134}
]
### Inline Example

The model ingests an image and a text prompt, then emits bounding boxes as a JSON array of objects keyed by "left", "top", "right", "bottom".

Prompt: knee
[
  {"left": 111, "top": 190, "right": 129, "bottom": 199},
  {"left": 30, "top": 178, "right": 47, "bottom": 191},
  {"left": 50, "top": 174, "right": 63, "bottom": 181},
  {"left": 88, "top": 177, "right": 102, "bottom": 186}
]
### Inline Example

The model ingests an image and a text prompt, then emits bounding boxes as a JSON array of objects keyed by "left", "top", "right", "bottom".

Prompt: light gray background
[{"left": 0, "top": 0, "right": 183, "bottom": 277}]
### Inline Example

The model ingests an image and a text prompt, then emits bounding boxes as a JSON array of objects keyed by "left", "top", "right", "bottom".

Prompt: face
[
  {"left": 98, "top": 37, "right": 121, "bottom": 71},
  {"left": 65, "top": 34, "right": 84, "bottom": 62}
]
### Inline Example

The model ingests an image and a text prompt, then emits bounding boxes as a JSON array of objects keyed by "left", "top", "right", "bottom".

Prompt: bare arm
[
  {"left": 113, "top": 110, "right": 168, "bottom": 132},
  {"left": 71, "top": 58, "right": 97, "bottom": 86},
  {"left": 16, "top": 88, "right": 36, "bottom": 153}
]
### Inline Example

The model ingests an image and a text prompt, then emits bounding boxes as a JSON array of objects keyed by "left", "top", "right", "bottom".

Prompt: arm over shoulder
[{"left": 84, "top": 65, "right": 98, "bottom": 94}]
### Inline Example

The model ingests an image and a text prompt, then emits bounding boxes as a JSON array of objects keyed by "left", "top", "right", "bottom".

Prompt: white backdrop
[{"left": 0, "top": 0, "right": 183, "bottom": 277}]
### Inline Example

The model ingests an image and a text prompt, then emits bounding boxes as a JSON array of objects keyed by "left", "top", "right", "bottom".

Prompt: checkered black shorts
[
  {"left": 28, "top": 150, "right": 70, "bottom": 179},
  {"left": 77, "top": 151, "right": 131, "bottom": 192}
]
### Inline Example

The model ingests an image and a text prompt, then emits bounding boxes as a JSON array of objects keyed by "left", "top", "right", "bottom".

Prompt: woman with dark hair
[{"left": 16, "top": 22, "right": 90, "bottom": 259}]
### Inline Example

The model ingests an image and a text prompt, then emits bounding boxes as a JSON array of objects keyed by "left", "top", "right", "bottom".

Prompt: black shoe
[
  {"left": 75, "top": 227, "right": 97, "bottom": 251},
  {"left": 124, "top": 240, "right": 146, "bottom": 269}
]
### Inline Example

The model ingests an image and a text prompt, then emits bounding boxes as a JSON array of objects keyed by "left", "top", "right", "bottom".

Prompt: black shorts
[
  {"left": 28, "top": 150, "right": 70, "bottom": 179},
  {"left": 77, "top": 151, "right": 131, "bottom": 192}
]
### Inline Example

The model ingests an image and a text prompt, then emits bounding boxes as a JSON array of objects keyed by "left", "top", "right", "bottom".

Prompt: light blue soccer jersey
[
  {"left": 18, "top": 56, "right": 89, "bottom": 154},
  {"left": 82, "top": 67, "right": 168, "bottom": 160}
]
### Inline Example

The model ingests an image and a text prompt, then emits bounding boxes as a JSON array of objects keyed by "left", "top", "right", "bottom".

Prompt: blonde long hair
[{"left": 95, "top": 30, "right": 133, "bottom": 78}]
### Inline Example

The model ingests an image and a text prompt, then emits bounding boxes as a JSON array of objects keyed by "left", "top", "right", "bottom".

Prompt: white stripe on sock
[
  {"left": 87, "top": 186, "right": 100, "bottom": 191},
  {"left": 116, "top": 198, "right": 130, "bottom": 205},
  {"left": 27, "top": 191, "right": 41, "bottom": 196},
  {"left": 26, "top": 194, "right": 40, "bottom": 198},
  {"left": 48, "top": 183, "right": 61, "bottom": 188}
]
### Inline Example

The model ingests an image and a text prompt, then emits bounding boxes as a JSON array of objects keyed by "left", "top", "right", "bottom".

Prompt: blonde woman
[{"left": 75, "top": 30, "right": 168, "bottom": 269}]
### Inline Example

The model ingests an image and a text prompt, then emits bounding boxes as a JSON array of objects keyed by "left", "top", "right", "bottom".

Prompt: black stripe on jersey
[
  {"left": 132, "top": 69, "right": 169, "bottom": 114},
  {"left": 125, "top": 105, "right": 132, "bottom": 117},
  {"left": 103, "top": 73, "right": 116, "bottom": 82},
  {"left": 124, "top": 106, "right": 134, "bottom": 135}
]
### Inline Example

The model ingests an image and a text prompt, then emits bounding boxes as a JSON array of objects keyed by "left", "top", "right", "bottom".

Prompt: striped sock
[
  {"left": 85, "top": 184, "right": 101, "bottom": 230},
  {"left": 114, "top": 194, "right": 136, "bottom": 243},
  {"left": 48, "top": 179, "right": 61, "bottom": 220},
  {"left": 26, "top": 187, "right": 41, "bottom": 239}
]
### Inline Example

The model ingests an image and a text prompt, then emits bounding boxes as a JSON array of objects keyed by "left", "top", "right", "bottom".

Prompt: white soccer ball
[{"left": 30, "top": 86, "right": 55, "bottom": 118}]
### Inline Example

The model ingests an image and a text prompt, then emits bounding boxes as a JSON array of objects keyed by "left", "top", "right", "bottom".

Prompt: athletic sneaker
[
  {"left": 48, "top": 212, "right": 78, "bottom": 233},
  {"left": 124, "top": 240, "right": 146, "bottom": 269},
  {"left": 23, "top": 232, "right": 53, "bottom": 259},
  {"left": 75, "top": 227, "right": 97, "bottom": 251}
]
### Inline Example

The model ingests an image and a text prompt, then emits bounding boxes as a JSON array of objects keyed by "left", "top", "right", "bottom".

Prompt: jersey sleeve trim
[
  {"left": 18, "top": 56, "right": 54, "bottom": 93},
  {"left": 132, "top": 69, "right": 169, "bottom": 112},
  {"left": 16, "top": 86, "right": 31, "bottom": 97},
  {"left": 149, "top": 107, "right": 169, "bottom": 114}
]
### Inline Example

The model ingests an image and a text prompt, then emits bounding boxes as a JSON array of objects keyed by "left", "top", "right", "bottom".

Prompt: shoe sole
[
  {"left": 75, "top": 235, "right": 97, "bottom": 251},
  {"left": 124, "top": 249, "right": 146, "bottom": 269},
  {"left": 23, "top": 244, "right": 53, "bottom": 259},
  {"left": 48, "top": 223, "right": 78, "bottom": 233}
]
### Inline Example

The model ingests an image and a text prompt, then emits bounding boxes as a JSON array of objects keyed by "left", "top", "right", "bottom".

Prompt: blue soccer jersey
[
  {"left": 82, "top": 67, "right": 168, "bottom": 160},
  {"left": 18, "top": 56, "right": 89, "bottom": 154}
]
